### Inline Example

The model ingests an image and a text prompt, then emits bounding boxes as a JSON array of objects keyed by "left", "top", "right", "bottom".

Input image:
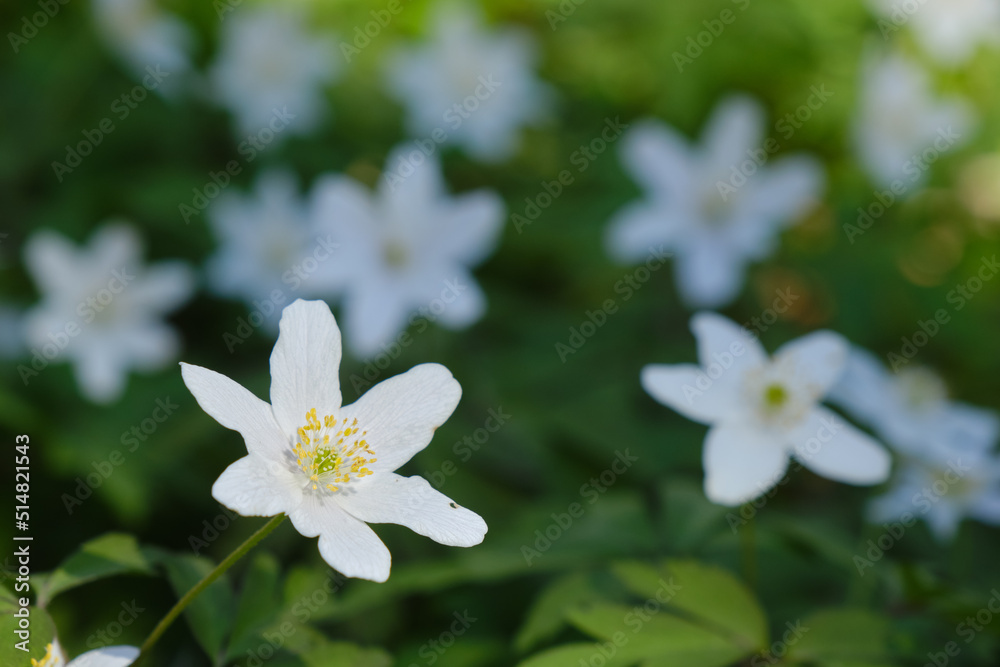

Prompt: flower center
[
  {"left": 31, "top": 643, "right": 59, "bottom": 667},
  {"left": 763, "top": 383, "right": 788, "bottom": 409},
  {"left": 292, "top": 408, "right": 376, "bottom": 493},
  {"left": 381, "top": 239, "right": 410, "bottom": 269},
  {"left": 898, "top": 367, "right": 947, "bottom": 409}
]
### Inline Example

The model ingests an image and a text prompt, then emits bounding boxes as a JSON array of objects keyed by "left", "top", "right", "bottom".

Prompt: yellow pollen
[
  {"left": 31, "top": 644, "right": 59, "bottom": 667},
  {"left": 293, "top": 408, "right": 376, "bottom": 494}
]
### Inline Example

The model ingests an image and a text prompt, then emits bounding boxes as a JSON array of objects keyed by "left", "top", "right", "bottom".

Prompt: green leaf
[
  {"left": 517, "top": 642, "right": 641, "bottom": 667},
  {"left": 567, "top": 602, "right": 747, "bottom": 667},
  {"left": 660, "top": 560, "right": 768, "bottom": 650},
  {"left": 226, "top": 552, "right": 282, "bottom": 662},
  {"left": 279, "top": 623, "right": 392, "bottom": 667},
  {"left": 35, "top": 533, "right": 155, "bottom": 607},
  {"left": 0, "top": 605, "right": 57, "bottom": 667},
  {"left": 515, "top": 571, "right": 601, "bottom": 653},
  {"left": 786, "top": 608, "right": 889, "bottom": 665},
  {"left": 159, "top": 553, "right": 235, "bottom": 663},
  {"left": 0, "top": 585, "right": 18, "bottom": 611}
]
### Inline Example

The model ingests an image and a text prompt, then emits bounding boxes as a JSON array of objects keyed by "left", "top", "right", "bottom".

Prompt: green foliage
[{"left": 33, "top": 533, "right": 156, "bottom": 608}]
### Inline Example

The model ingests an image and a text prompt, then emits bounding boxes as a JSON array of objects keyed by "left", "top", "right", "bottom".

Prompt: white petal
[
  {"left": 74, "top": 345, "right": 128, "bottom": 404},
  {"left": 620, "top": 119, "right": 692, "bottom": 198},
  {"left": 703, "top": 95, "right": 766, "bottom": 172},
  {"left": 379, "top": 147, "right": 445, "bottom": 223},
  {"left": 923, "top": 501, "right": 963, "bottom": 542},
  {"left": 674, "top": 240, "right": 746, "bottom": 308},
  {"left": 605, "top": 201, "right": 677, "bottom": 263},
  {"left": 773, "top": 330, "right": 848, "bottom": 401},
  {"left": 212, "top": 455, "right": 301, "bottom": 517},
  {"left": 790, "top": 407, "right": 891, "bottom": 485},
  {"left": 269, "top": 299, "right": 344, "bottom": 435},
  {"left": 436, "top": 189, "right": 505, "bottom": 266},
  {"left": 937, "top": 403, "right": 1000, "bottom": 453},
  {"left": 690, "top": 311, "right": 768, "bottom": 382},
  {"left": 703, "top": 421, "right": 790, "bottom": 506},
  {"left": 431, "top": 271, "right": 486, "bottom": 330},
  {"left": 640, "top": 364, "right": 734, "bottom": 425},
  {"left": 90, "top": 223, "right": 142, "bottom": 270},
  {"left": 335, "top": 473, "right": 486, "bottom": 547},
  {"left": 180, "top": 363, "right": 288, "bottom": 461},
  {"left": 24, "top": 230, "right": 81, "bottom": 295},
  {"left": 341, "top": 363, "right": 461, "bottom": 473},
  {"left": 66, "top": 645, "right": 140, "bottom": 667},
  {"left": 127, "top": 261, "right": 196, "bottom": 313},
  {"left": 969, "top": 489, "right": 1000, "bottom": 527},
  {"left": 742, "top": 154, "right": 825, "bottom": 227},
  {"left": 826, "top": 345, "right": 892, "bottom": 428},
  {"left": 289, "top": 494, "right": 391, "bottom": 582},
  {"left": 342, "top": 278, "right": 411, "bottom": 359}
]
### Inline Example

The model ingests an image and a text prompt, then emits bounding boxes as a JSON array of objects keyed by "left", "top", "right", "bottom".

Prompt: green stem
[
  {"left": 134, "top": 513, "right": 287, "bottom": 665},
  {"left": 740, "top": 506, "right": 757, "bottom": 590}
]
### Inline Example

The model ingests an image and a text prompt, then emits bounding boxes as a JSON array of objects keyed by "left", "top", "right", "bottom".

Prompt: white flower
[
  {"left": 853, "top": 52, "right": 973, "bottom": 187},
  {"left": 385, "top": 5, "right": 552, "bottom": 162},
  {"left": 209, "top": 6, "right": 339, "bottom": 137},
  {"left": 206, "top": 169, "right": 339, "bottom": 322},
  {"left": 92, "top": 0, "right": 193, "bottom": 94},
  {"left": 868, "top": 437, "right": 1000, "bottom": 541},
  {"left": 32, "top": 639, "right": 138, "bottom": 667},
  {"left": 606, "top": 96, "right": 824, "bottom": 309},
  {"left": 641, "top": 313, "right": 890, "bottom": 506},
  {"left": 870, "top": 0, "right": 1000, "bottom": 66},
  {"left": 180, "top": 299, "right": 487, "bottom": 582},
  {"left": 23, "top": 224, "right": 195, "bottom": 403},
  {"left": 827, "top": 346, "right": 999, "bottom": 457},
  {"left": 310, "top": 146, "right": 504, "bottom": 358}
]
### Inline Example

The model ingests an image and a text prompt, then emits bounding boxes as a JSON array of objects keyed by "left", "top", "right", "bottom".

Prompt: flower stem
[
  {"left": 740, "top": 506, "right": 757, "bottom": 590},
  {"left": 134, "top": 513, "right": 287, "bottom": 665}
]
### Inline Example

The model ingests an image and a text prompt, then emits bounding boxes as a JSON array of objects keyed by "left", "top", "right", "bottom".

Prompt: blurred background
[{"left": 2, "top": 0, "right": 1000, "bottom": 665}]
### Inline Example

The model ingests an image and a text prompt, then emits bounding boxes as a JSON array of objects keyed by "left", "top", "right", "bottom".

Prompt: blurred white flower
[
  {"left": 207, "top": 169, "right": 339, "bottom": 321},
  {"left": 871, "top": 0, "right": 1000, "bottom": 66},
  {"left": 31, "top": 638, "right": 138, "bottom": 667},
  {"left": 606, "top": 96, "right": 824, "bottom": 309},
  {"left": 0, "top": 305, "right": 25, "bottom": 359},
  {"left": 209, "top": 6, "right": 339, "bottom": 137},
  {"left": 181, "top": 299, "right": 487, "bottom": 582},
  {"left": 827, "top": 345, "right": 999, "bottom": 457},
  {"left": 91, "top": 0, "right": 193, "bottom": 94},
  {"left": 311, "top": 146, "right": 504, "bottom": 357},
  {"left": 853, "top": 52, "right": 973, "bottom": 187},
  {"left": 642, "top": 313, "right": 890, "bottom": 506},
  {"left": 385, "top": 5, "right": 552, "bottom": 162},
  {"left": 23, "top": 224, "right": 195, "bottom": 403},
  {"left": 868, "top": 437, "right": 1000, "bottom": 541}
]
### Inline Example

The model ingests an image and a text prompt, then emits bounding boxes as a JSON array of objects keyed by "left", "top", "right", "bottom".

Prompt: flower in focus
[
  {"left": 641, "top": 312, "right": 890, "bottom": 506},
  {"left": 91, "top": 0, "right": 194, "bottom": 95},
  {"left": 870, "top": 0, "right": 1000, "bottom": 67},
  {"left": 827, "top": 346, "right": 999, "bottom": 457},
  {"left": 23, "top": 224, "right": 195, "bottom": 403},
  {"left": 206, "top": 169, "right": 339, "bottom": 326},
  {"left": 311, "top": 146, "right": 504, "bottom": 357},
  {"left": 606, "top": 96, "right": 824, "bottom": 309},
  {"left": 385, "top": 4, "right": 552, "bottom": 162},
  {"left": 853, "top": 52, "right": 973, "bottom": 187},
  {"left": 31, "top": 639, "right": 139, "bottom": 667},
  {"left": 180, "top": 299, "right": 488, "bottom": 582},
  {"left": 209, "top": 5, "right": 339, "bottom": 137},
  {"left": 868, "top": 437, "right": 1000, "bottom": 541}
]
